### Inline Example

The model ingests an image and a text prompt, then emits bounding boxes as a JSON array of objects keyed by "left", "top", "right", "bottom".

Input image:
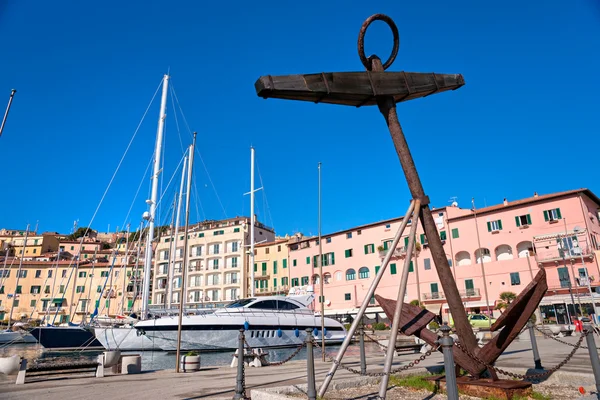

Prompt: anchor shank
[{"left": 370, "top": 58, "right": 481, "bottom": 360}]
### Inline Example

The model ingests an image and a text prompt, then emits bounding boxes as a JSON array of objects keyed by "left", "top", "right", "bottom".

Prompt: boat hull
[
  {"left": 0, "top": 331, "right": 37, "bottom": 344},
  {"left": 136, "top": 313, "right": 346, "bottom": 351},
  {"left": 93, "top": 326, "right": 161, "bottom": 351},
  {"left": 30, "top": 326, "right": 104, "bottom": 350}
]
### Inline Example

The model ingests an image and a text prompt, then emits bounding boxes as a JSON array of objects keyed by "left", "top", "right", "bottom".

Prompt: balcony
[
  {"left": 536, "top": 246, "right": 595, "bottom": 263},
  {"left": 422, "top": 288, "right": 481, "bottom": 301},
  {"left": 42, "top": 306, "right": 65, "bottom": 313},
  {"left": 378, "top": 246, "right": 406, "bottom": 259}
]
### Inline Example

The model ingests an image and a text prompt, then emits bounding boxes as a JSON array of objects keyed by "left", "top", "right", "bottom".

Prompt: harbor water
[{"left": 0, "top": 341, "right": 382, "bottom": 371}]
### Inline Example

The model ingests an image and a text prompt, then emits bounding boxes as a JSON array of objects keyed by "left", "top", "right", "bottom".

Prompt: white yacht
[
  {"left": 134, "top": 294, "right": 347, "bottom": 351},
  {"left": 92, "top": 315, "right": 160, "bottom": 351}
]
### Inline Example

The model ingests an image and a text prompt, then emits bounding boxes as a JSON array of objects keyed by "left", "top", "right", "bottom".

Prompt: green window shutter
[
  {"left": 345, "top": 249, "right": 350, "bottom": 258},
  {"left": 487, "top": 222, "right": 491, "bottom": 232},
  {"left": 364, "top": 245, "right": 368, "bottom": 254},
  {"left": 273, "top": 278, "right": 277, "bottom": 287},
  {"left": 452, "top": 228, "right": 459, "bottom": 239},
  {"left": 543, "top": 210, "right": 549, "bottom": 221},
  {"left": 390, "top": 263, "right": 397, "bottom": 275},
  {"left": 306, "top": 256, "right": 310, "bottom": 264},
  {"left": 375, "top": 266, "right": 380, "bottom": 274},
  {"left": 293, "top": 259, "right": 297, "bottom": 267},
  {"left": 404, "top": 237, "right": 409, "bottom": 246},
  {"left": 431, "top": 283, "right": 439, "bottom": 293},
  {"left": 498, "top": 220, "right": 503, "bottom": 230},
  {"left": 283, "top": 259, "right": 287, "bottom": 268},
  {"left": 273, "top": 261, "right": 277, "bottom": 274},
  {"left": 254, "top": 263, "right": 257, "bottom": 272},
  {"left": 515, "top": 216, "right": 521, "bottom": 227},
  {"left": 262, "top": 262, "right": 267, "bottom": 272},
  {"left": 526, "top": 214, "right": 532, "bottom": 225},
  {"left": 465, "top": 279, "right": 474, "bottom": 290},
  {"left": 313, "top": 255, "right": 317, "bottom": 267},
  {"left": 409, "top": 261, "right": 414, "bottom": 272},
  {"left": 331, "top": 252, "right": 335, "bottom": 265},
  {"left": 420, "top": 234, "right": 425, "bottom": 244},
  {"left": 440, "top": 231, "right": 447, "bottom": 240},
  {"left": 383, "top": 241, "right": 388, "bottom": 251},
  {"left": 556, "top": 208, "right": 562, "bottom": 219}
]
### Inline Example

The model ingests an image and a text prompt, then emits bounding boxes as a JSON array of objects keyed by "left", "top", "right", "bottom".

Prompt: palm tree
[{"left": 495, "top": 291, "right": 517, "bottom": 312}]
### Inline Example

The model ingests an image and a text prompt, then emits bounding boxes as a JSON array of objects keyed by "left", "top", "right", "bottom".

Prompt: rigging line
[
  {"left": 256, "top": 161, "right": 275, "bottom": 230},
  {"left": 171, "top": 82, "right": 228, "bottom": 219},
  {"left": 169, "top": 84, "right": 186, "bottom": 154},
  {"left": 154, "top": 152, "right": 186, "bottom": 221},
  {"left": 122, "top": 154, "right": 154, "bottom": 228},
  {"left": 158, "top": 112, "right": 167, "bottom": 233}
]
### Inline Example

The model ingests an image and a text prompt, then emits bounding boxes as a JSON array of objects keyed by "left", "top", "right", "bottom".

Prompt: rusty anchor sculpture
[{"left": 254, "top": 14, "right": 547, "bottom": 398}]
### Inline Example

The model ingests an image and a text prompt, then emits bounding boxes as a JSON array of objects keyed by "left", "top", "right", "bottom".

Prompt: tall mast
[
  {"left": 165, "top": 195, "right": 177, "bottom": 308},
  {"left": 250, "top": 147, "right": 256, "bottom": 297},
  {"left": 168, "top": 155, "right": 187, "bottom": 309},
  {"left": 175, "top": 133, "right": 196, "bottom": 372},
  {"left": 318, "top": 162, "right": 325, "bottom": 360},
  {"left": 8, "top": 224, "right": 29, "bottom": 327},
  {"left": 141, "top": 74, "right": 169, "bottom": 319},
  {"left": 120, "top": 224, "right": 131, "bottom": 316},
  {"left": 0, "top": 89, "right": 16, "bottom": 139}
]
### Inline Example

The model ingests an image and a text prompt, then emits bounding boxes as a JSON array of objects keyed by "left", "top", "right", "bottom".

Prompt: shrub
[{"left": 372, "top": 322, "right": 388, "bottom": 330}]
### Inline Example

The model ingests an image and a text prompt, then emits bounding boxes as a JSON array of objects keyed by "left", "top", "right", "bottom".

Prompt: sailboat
[{"left": 135, "top": 148, "right": 347, "bottom": 351}]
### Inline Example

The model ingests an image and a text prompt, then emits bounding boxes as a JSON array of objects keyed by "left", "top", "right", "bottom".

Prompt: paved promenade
[{"left": 0, "top": 334, "right": 596, "bottom": 400}]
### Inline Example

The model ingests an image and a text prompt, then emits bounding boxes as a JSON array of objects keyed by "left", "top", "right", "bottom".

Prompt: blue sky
[{"left": 1, "top": 1, "right": 599, "bottom": 237}]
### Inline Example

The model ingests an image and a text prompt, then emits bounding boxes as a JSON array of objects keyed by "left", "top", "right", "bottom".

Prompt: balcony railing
[
  {"left": 42, "top": 306, "right": 65, "bottom": 313},
  {"left": 378, "top": 246, "right": 407, "bottom": 259},
  {"left": 536, "top": 246, "right": 595, "bottom": 263},
  {"left": 422, "top": 288, "right": 481, "bottom": 301}
]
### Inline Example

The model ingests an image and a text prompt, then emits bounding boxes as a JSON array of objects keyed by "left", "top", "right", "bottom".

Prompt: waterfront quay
[{"left": 1, "top": 334, "right": 596, "bottom": 400}]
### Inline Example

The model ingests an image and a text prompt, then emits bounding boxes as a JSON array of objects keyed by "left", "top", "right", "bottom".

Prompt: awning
[
  {"left": 533, "top": 229, "right": 586, "bottom": 242},
  {"left": 41, "top": 298, "right": 64, "bottom": 304},
  {"left": 539, "top": 293, "right": 600, "bottom": 306},
  {"left": 442, "top": 300, "right": 494, "bottom": 311},
  {"left": 423, "top": 303, "right": 442, "bottom": 315}
]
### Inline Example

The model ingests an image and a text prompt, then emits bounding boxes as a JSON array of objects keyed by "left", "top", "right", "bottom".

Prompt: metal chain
[
  {"left": 454, "top": 333, "right": 584, "bottom": 380},
  {"left": 534, "top": 325, "right": 597, "bottom": 349},
  {"left": 265, "top": 341, "right": 306, "bottom": 367},
  {"left": 363, "top": 331, "right": 389, "bottom": 350},
  {"left": 313, "top": 338, "right": 439, "bottom": 377}
]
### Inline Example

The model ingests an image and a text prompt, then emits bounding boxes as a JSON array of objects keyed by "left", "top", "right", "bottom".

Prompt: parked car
[{"left": 448, "top": 313, "right": 497, "bottom": 328}]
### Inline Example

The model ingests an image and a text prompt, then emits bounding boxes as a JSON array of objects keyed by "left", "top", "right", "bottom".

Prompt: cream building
[
  {"left": 152, "top": 217, "right": 275, "bottom": 308},
  {"left": 253, "top": 239, "right": 291, "bottom": 295}
]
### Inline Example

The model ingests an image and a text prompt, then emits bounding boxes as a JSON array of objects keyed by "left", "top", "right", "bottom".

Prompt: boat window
[
  {"left": 248, "top": 300, "right": 278, "bottom": 309},
  {"left": 261, "top": 331, "right": 265, "bottom": 338},
  {"left": 250, "top": 331, "right": 254, "bottom": 338},
  {"left": 266, "top": 330, "right": 270, "bottom": 338},
  {"left": 276, "top": 300, "right": 300, "bottom": 310},
  {"left": 226, "top": 298, "right": 256, "bottom": 308}
]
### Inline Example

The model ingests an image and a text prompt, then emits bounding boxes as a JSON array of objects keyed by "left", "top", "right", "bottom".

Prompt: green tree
[
  {"left": 495, "top": 291, "right": 517, "bottom": 312},
  {"left": 68, "top": 227, "right": 94, "bottom": 240}
]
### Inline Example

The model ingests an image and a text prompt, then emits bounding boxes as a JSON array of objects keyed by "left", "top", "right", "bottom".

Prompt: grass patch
[{"left": 389, "top": 374, "right": 437, "bottom": 392}]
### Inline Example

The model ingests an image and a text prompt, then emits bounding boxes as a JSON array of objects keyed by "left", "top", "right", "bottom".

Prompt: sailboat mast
[
  {"left": 141, "top": 74, "right": 169, "bottom": 319},
  {"left": 120, "top": 224, "right": 131, "bottom": 316},
  {"left": 175, "top": 133, "right": 196, "bottom": 372},
  {"left": 0, "top": 89, "right": 16, "bottom": 139},
  {"left": 7, "top": 224, "right": 29, "bottom": 327},
  {"left": 168, "top": 155, "right": 187, "bottom": 309},
  {"left": 165, "top": 196, "right": 177, "bottom": 309},
  {"left": 250, "top": 147, "right": 256, "bottom": 297}
]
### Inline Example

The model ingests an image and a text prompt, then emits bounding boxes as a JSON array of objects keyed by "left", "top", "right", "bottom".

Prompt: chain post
[
  {"left": 233, "top": 329, "right": 247, "bottom": 400},
  {"left": 359, "top": 323, "right": 367, "bottom": 375},
  {"left": 438, "top": 324, "right": 459, "bottom": 400},
  {"left": 583, "top": 318, "right": 600, "bottom": 395},
  {"left": 527, "top": 320, "right": 543, "bottom": 370},
  {"left": 306, "top": 328, "right": 317, "bottom": 400}
]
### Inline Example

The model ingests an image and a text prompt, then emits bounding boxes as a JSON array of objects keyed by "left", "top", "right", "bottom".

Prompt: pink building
[{"left": 288, "top": 189, "right": 600, "bottom": 324}]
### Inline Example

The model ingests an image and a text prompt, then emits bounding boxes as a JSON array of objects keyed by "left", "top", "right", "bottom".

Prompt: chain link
[
  {"left": 313, "top": 338, "right": 439, "bottom": 377},
  {"left": 454, "top": 333, "right": 585, "bottom": 380},
  {"left": 363, "top": 331, "right": 389, "bottom": 350},
  {"left": 265, "top": 341, "right": 307, "bottom": 366},
  {"left": 534, "top": 325, "right": 597, "bottom": 349}
]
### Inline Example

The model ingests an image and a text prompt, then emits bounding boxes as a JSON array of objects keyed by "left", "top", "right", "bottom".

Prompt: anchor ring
[{"left": 358, "top": 14, "right": 399, "bottom": 71}]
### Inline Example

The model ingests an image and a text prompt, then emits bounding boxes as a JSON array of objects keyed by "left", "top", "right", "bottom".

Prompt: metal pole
[
  {"left": 233, "top": 329, "right": 247, "bottom": 400},
  {"left": 306, "top": 328, "right": 317, "bottom": 400},
  {"left": 472, "top": 198, "right": 492, "bottom": 326},
  {"left": 378, "top": 200, "right": 420, "bottom": 399},
  {"left": 359, "top": 324, "right": 366, "bottom": 375},
  {"left": 120, "top": 224, "right": 131, "bottom": 316},
  {"left": 0, "top": 89, "right": 16, "bottom": 139},
  {"left": 439, "top": 324, "right": 459, "bottom": 400},
  {"left": 168, "top": 156, "right": 187, "bottom": 309},
  {"left": 250, "top": 147, "right": 256, "bottom": 297},
  {"left": 583, "top": 319, "right": 600, "bottom": 396},
  {"left": 318, "top": 162, "right": 325, "bottom": 361},
  {"left": 176, "top": 134, "right": 196, "bottom": 372},
  {"left": 142, "top": 74, "right": 169, "bottom": 318},
  {"left": 527, "top": 320, "right": 543, "bottom": 369},
  {"left": 318, "top": 200, "right": 415, "bottom": 397},
  {"left": 7, "top": 225, "right": 29, "bottom": 328}
]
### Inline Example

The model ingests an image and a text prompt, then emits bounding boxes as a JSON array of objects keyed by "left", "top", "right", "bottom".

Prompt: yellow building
[
  {"left": 9, "top": 234, "right": 60, "bottom": 257},
  {"left": 0, "top": 256, "right": 144, "bottom": 324},
  {"left": 253, "top": 239, "right": 290, "bottom": 296}
]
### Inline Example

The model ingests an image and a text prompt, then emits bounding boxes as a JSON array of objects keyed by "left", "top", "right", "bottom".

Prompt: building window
[
  {"left": 78, "top": 271, "right": 86, "bottom": 278},
  {"left": 214, "top": 230, "right": 224, "bottom": 236},
  {"left": 301, "top": 276, "right": 309, "bottom": 286},
  {"left": 385, "top": 224, "right": 391, "bottom": 229},
  {"left": 424, "top": 258, "right": 431, "bottom": 270},
  {"left": 390, "top": 263, "right": 397, "bottom": 275},
  {"left": 199, "top": 233, "right": 204, "bottom": 238},
  {"left": 13, "top": 300, "right": 19, "bottom": 307},
  {"left": 273, "top": 261, "right": 278, "bottom": 274},
  {"left": 35, "top": 270, "right": 41, "bottom": 278},
  {"left": 465, "top": 279, "right": 475, "bottom": 295},
  {"left": 234, "top": 227, "right": 240, "bottom": 233},
  {"left": 30, "top": 286, "right": 41, "bottom": 294},
  {"left": 282, "top": 259, "right": 287, "bottom": 268},
  {"left": 293, "top": 259, "right": 297, "bottom": 267},
  {"left": 213, "top": 259, "right": 219, "bottom": 270},
  {"left": 357, "top": 230, "right": 362, "bottom": 235},
  {"left": 48, "top": 270, "right": 53, "bottom": 279},
  {"left": 408, "top": 261, "right": 414, "bottom": 272},
  {"left": 487, "top": 220, "right": 503, "bottom": 232},
  {"left": 17, "top": 270, "right": 27, "bottom": 278},
  {"left": 358, "top": 267, "right": 370, "bottom": 279},
  {"left": 344, "top": 293, "right": 351, "bottom": 301},
  {"left": 262, "top": 262, "right": 267, "bottom": 275},
  {"left": 306, "top": 257, "right": 310, "bottom": 265},
  {"left": 515, "top": 214, "right": 532, "bottom": 227},
  {"left": 451, "top": 228, "right": 459, "bottom": 239},
  {"left": 44, "top": 286, "right": 50, "bottom": 294},
  {"left": 375, "top": 265, "right": 380, "bottom": 274},
  {"left": 291, "top": 278, "right": 299, "bottom": 287},
  {"left": 364, "top": 244, "right": 375, "bottom": 254},
  {"left": 213, "top": 244, "right": 220, "bottom": 254},
  {"left": 510, "top": 272, "right": 521, "bottom": 286},
  {"left": 346, "top": 232, "right": 352, "bottom": 239},
  {"left": 345, "top": 269, "right": 356, "bottom": 281},
  {"left": 76, "top": 286, "right": 85, "bottom": 293},
  {"left": 232, "top": 257, "right": 238, "bottom": 268},
  {"left": 30, "top": 300, "right": 37, "bottom": 307},
  {"left": 420, "top": 234, "right": 429, "bottom": 245},
  {"left": 326, "top": 237, "right": 332, "bottom": 243},
  {"left": 231, "top": 242, "right": 238, "bottom": 252},
  {"left": 440, "top": 231, "right": 447, "bottom": 240},
  {"left": 97, "top": 285, "right": 102, "bottom": 293},
  {"left": 448, "top": 258, "right": 453, "bottom": 267},
  {"left": 344, "top": 249, "right": 353, "bottom": 258},
  {"left": 100, "top": 271, "right": 109, "bottom": 277},
  {"left": 544, "top": 208, "right": 562, "bottom": 222}
]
